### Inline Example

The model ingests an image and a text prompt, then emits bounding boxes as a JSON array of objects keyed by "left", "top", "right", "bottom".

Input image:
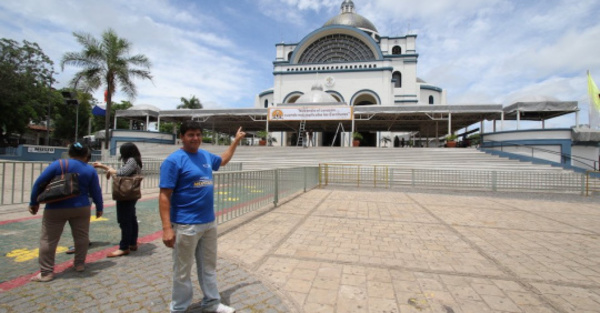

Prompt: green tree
[
  {"left": 467, "top": 133, "right": 481, "bottom": 146},
  {"left": 61, "top": 28, "right": 152, "bottom": 149},
  {"left": 51, "top": 89, "right": 94, "bottom": 143},
  {"left": 159, "top": 122, "right": 178, "bottom": 134},
  {"left": 177, "top": 95, "right": 202, "bottom": 109},
  {"left": 0, "top": 38, "right": 56, "bottom": 146}
]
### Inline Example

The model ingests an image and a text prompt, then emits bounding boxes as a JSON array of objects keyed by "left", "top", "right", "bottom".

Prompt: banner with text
[{"left": 268, "top": 106, "right": 353, "bottom": 121}]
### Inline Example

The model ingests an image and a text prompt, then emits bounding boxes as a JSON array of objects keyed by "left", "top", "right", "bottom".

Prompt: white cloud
[{"left": 1, "top": 0, "right": 599, "bottom": 124}]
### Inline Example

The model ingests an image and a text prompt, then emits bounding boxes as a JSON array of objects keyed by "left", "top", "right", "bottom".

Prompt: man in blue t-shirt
[{"left": 159, "top": 121, "right": 245, "bottom": 313}]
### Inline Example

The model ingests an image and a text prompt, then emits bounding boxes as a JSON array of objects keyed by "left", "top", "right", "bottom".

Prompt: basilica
[
  {"left": 255, "top": 0, "right": 446, "bottom": 147},
  {"left": 116, "top": 0, "right": 578, "bottom": 153}
]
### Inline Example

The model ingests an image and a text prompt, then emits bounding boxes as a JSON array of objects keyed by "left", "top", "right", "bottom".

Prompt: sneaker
[{"left": 204, "top": 303, "right": 235, "bottom": 313}]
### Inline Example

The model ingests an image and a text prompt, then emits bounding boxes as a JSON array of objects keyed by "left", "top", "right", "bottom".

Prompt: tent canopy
[
  {"left": 114, "top": 101, "right": 578, "bottom": 138},
  {"left": 503, "top": 101, "right": 578, "bottom": 121}
]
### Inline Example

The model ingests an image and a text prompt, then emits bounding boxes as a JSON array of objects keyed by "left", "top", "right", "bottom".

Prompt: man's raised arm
[{"left": 221, "top": 127, "right": 246, "bottom": 166}]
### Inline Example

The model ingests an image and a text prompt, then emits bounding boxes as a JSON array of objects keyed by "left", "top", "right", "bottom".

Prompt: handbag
[
  {"left": 112, "top": 173, "right": 143, "bottom": 201},
  {"left": 37, "top": 159, "right": 80, "bottom": 204}
]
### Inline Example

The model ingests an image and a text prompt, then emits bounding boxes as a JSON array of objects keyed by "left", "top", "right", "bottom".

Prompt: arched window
[
  {"left": 298, "top": 33, "right": 376, "bottom": 64},
  {"left": 428, "top": 96, "right": 434, "bottom": 105},
  {"left": 392, "top": 46, "right": 401, "bottom": 55},
  {"left": 287, "top": 51, "right": 293, "bottom": 61},
  {"left": 264, "top": 100, "right": 269, "bottom": 108},
  {"left": 392, "top": 72, "right": 402, "bottom": 88}
]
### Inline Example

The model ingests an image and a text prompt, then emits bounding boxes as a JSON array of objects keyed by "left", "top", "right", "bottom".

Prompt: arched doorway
[{"left": 352, "top": 92, "right": 379, "bottom": 147}]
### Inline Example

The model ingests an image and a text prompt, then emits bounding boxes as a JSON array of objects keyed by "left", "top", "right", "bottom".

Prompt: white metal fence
[
  {"left": 0, "top": 160, "right": 243, "bottom": 205},
  {"left": 319, "top": 163, "right": 598, "bottom": 195},
  {"left": 213, "top": 167, "right": 320, "bottom": 224},
  {"left": 4, "top": 160, "right": 597, "bottom": 208}
]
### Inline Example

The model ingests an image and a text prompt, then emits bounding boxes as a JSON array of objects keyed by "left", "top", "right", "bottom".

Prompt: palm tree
[
  {"left": 61, "top": 28, "right": 152, "bottom": 150},
  {"left": 380, "top": 136, "right": 392, "bottom": 148},
  {"left": 177, "top": 95, "right": 203, "bottom": 109}
]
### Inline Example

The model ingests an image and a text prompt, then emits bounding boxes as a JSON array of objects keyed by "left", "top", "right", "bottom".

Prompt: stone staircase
[{"left": 137, "top": 144, "right": 571, "bottom": 173}]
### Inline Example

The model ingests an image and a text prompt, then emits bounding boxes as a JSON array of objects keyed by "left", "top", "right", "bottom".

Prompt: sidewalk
[{"left": 1, "top": 187, "right": 600, "bottom": 312}]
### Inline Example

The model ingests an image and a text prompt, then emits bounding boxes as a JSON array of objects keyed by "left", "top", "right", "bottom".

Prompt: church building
[{"left": 256, "top": 0, "right": 446, "bottom": 147}]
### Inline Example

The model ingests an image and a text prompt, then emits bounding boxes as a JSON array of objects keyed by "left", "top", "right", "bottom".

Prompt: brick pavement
[
  {"left": 1, "top": 187, "right": 600, "bottom": 312},
  {"left": 218, "top": 187, "right": 600, "bottom": 313}
]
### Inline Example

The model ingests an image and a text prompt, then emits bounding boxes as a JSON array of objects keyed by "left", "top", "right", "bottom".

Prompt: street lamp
[{"left": 61, "top": 91, "right": 80, "bottom": 142}]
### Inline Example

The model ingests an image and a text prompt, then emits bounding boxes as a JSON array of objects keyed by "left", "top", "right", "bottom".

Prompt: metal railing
[
  {"left": 481, "top": 139, "right": 599, "bottom": 170},
  {"left": 319, "top": 163, "right": 390, "bottom": 188},
  {"left": 1, "top": 162, "right": 51, "bottom": 205},
  {"left": 0, "top": 160, "right": 243, "bottom": 205},
  {"left": 586, "top": 171, "right": 600, "bottom": 196},
  {"left": 213, "top": 167, "right": 319, "bottom": 224},
  {"left": 320, "top": 163, "right": 596, "bottom": 195}
]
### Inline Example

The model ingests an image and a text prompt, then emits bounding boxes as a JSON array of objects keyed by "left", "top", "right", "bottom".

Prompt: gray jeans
[{"left": 170, "top": 222, "right": 220, "bottom": 313}]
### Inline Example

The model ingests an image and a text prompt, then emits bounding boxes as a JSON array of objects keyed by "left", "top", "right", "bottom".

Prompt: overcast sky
[{"left": 1, "top": 0, "right": 599, "bottom": 128}]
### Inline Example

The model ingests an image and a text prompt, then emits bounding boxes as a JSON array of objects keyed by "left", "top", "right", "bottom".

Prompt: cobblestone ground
[
  {"left": 218, "top": 187, "right": 600, "bottom": 313},
  {"left": 1, "top": 187, "right": 600, "bottom": 313},
  {"left": 0, "top": 243, "right": 292, "bottom": 313},
  {"left": 0, "top": 197, "right": 295, "bottom": 313},
  {"left": 0, "top": 199, "right": 163, "bottom": 283}
]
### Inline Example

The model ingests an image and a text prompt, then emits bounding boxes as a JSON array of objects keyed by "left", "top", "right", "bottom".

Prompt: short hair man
[{"left": 159, "top": 121, "right": 245, "bottom": 313}]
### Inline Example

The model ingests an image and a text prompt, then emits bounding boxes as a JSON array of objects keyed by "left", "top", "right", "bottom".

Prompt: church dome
[
  {"left": 323, "top": 0, "right": 378, "bottom": 34},
  {"left": 295, "top": 83, "right": 338, "bottom": 104}
]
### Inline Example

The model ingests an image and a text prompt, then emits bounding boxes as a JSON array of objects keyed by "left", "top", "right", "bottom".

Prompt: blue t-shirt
[
  {"left": 159, "top": 149, "right": 222, "bottom": 224},
  {"left": 30, "top": 159, "right": 104, "bottom": 212}
]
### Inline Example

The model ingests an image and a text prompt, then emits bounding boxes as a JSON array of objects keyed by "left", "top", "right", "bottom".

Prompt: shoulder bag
[
  {"left": 37, "top": 159, "right": 81, "bottom": 204},
  {"left": 112, "top": 173, "right": 143, "bottom": 201}
]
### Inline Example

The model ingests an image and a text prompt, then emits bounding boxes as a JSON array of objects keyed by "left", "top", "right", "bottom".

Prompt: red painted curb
[
  {"left": 0, "top": 193, "right": 273, "bottom": 292},
  {"left": 0, "top": 216, "right": 40, "bottom": 225},
  {"left": 0, "top": 229, "right": 163, "bottom": 292}
]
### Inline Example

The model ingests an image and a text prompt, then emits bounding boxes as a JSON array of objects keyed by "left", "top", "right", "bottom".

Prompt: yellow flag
[{"left": 588, "top": 71, "right": 600, "bottom": 111}]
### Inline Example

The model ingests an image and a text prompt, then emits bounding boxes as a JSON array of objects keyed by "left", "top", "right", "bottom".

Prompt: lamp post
[
  {"left": 61, "top": 91, "right": 80, "bottom": 142},
  {"left": 45, "top": 101, "right": 51, "bottom": 146}
]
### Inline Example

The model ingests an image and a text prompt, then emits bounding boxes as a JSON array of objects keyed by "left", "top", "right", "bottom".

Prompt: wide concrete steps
[{"left": 137, "top": 144, "right": 570, "bottom": 173}]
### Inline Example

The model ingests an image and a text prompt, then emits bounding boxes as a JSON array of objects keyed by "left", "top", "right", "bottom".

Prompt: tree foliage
[
  {"left": 0, "top": 38, "right": 56, "bottom": 146},
  {"left": 177, "top": 95, "right": 203, "bottom": 109},
  {"left": 159, "top": 122, "right": 177, "bottom": 134},
  {"left": 61, "top": 28, "right": 152, "bottom": 149},
  {"left": 51, "top": 89, "right": 94, "bottom": 143}
]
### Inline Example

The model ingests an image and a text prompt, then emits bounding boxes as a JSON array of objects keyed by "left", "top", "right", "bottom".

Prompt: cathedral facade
[{"left": 256, "top": 0, "right": 446, "bottom": 147}]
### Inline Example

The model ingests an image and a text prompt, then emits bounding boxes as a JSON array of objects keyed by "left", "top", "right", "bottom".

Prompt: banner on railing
[{"left": 268, "top": 106, "right": 353, "bottom": 121}]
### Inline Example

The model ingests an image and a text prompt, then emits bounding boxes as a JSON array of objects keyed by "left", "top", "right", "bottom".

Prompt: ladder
[
  {"left": 331, "top": 122, "right": 345, "bottom": 147},
  {"left": 296, "top": 120, "right": 306, "bottom": 147}
]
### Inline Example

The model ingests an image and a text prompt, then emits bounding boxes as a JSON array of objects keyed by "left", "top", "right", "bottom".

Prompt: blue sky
[{"left": 1, "top": 0, "right": 600, "bottom": 129}]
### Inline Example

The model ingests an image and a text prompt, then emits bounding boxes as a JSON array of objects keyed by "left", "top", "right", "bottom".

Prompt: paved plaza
[{"left": 1, "top": 187, "right": 600, "bottom": 312}]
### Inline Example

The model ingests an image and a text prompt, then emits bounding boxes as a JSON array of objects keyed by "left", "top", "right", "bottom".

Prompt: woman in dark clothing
[
  {"left": 93, "top": 142, "right": 142, "bottom": 257},
  {"left": 29, "top": 143, "right": 104, "bottom": 282}
]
